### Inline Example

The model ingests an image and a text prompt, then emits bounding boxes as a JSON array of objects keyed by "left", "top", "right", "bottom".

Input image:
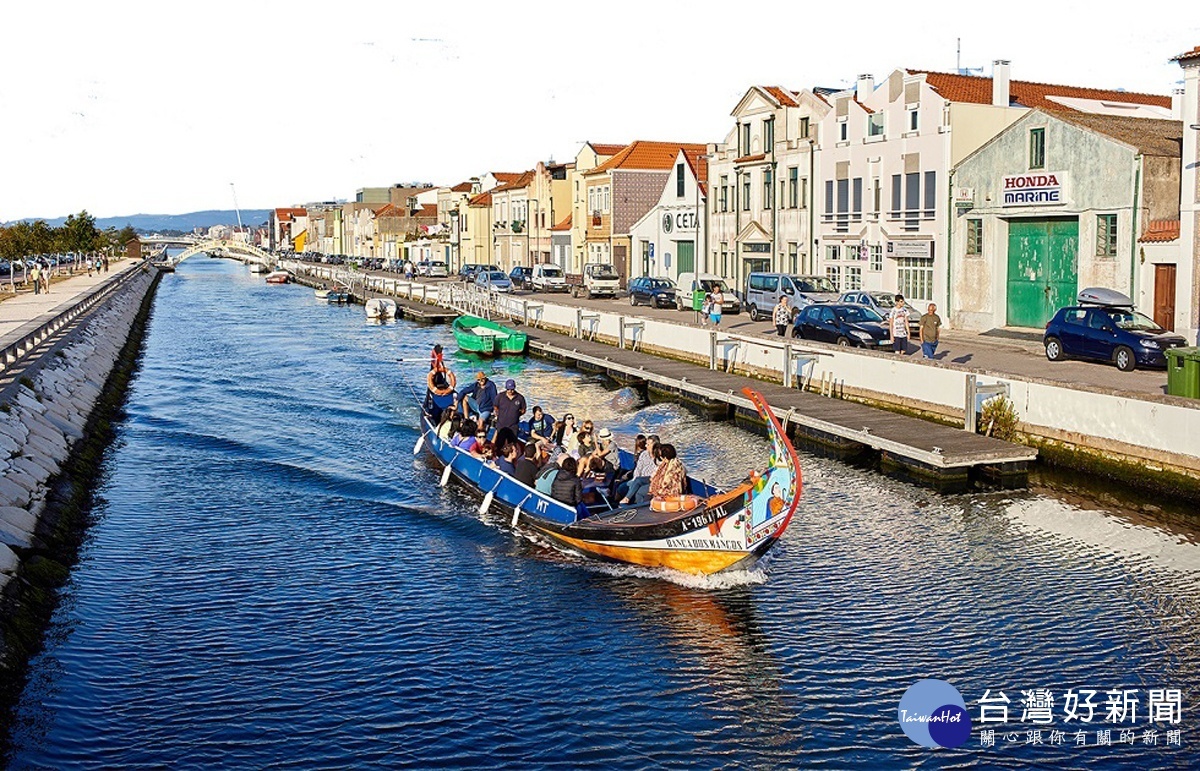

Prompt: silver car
[
  {"left": 838, "top": 290, "right": 921, "bottom": 333},
  {"left": 475, "top": 270, "right": 513, "bottom": 293}
]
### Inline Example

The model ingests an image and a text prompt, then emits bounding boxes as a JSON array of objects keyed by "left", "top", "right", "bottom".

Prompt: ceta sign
[
  {"left": 661, "top": 211, "right": 698, "bottom": 234},
  {"left": 1001, "top": 172, "right": 1067, "bottom": 206}
]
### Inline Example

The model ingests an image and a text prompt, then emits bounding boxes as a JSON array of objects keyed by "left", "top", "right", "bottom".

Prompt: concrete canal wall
[
  {"left": 287, "top": 261, "right": 1200, "bottom": 485},
  {"left": 0, "top": 266, "right": 160, "bottom": 675}
]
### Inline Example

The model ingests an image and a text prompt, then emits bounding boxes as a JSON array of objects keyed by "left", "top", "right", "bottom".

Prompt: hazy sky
[{"left": 2, "top": 1, "right": 1196, "bottom": 220}]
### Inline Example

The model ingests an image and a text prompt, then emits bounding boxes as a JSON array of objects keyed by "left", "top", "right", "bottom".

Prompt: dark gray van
[{"left": 744, "top": 273, "right": 840, "bottom": 321}]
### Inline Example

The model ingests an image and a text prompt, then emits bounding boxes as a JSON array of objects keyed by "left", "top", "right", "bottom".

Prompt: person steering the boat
[
  {"left": 456, "top": 372, "right": 498, "bottom": 432},
  {"left": 424, "top": 361, "right": 457, "bottom": 417}
]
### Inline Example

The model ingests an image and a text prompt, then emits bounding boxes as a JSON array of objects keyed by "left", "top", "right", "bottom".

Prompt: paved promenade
[{"left": 0, "top": 260, "right": 137, "bottom": 342}]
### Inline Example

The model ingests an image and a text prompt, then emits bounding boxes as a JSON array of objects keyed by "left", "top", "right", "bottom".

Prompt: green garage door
[
  {"left": 676, "top": 241, "right": 695, "bottom": 276},
  {"left": 1006, "top": 218, "right": 1078, "bottom": 328}
]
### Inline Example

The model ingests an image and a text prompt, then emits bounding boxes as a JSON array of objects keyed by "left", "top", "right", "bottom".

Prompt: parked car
[
  {"left": 1043, "top": 288, "right": 1187, "bottom": 371},
  {"left": 416, "top": 260, "right": 433, "bottom": 276},
  {"left": 509, "top": 266, "right": 533, "bottom": 289},
  {"left": 427, "top": 260, "right": 449, "bottom": 278},
  {"left": 530, "top": 263, "right": 568, "bottom": 292},
  {"left": 744, "top": 273, "right": 839, "bottom": 321},
  {"left": 460, "top": 263, "right": 498, "bottom": 282},
  {"left": 566, "top": 263, "right": 621, "bottom": 298},
  {"left": 475, "top": 269, "right": 513, "bottom": 293},
  {"left": 628, "top": 276, "right": 678, "bottom": 308},
  {"left": 838, "top": 290, "right": 921, "bottom": 334},
  {"left": 792, "top": 303, "right": 891, "bottom": 347},
  {"left": 675, "top": 273, "right": 742, "bottom": 314}
]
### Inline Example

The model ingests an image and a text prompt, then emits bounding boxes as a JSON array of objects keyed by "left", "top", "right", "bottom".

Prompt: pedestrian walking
[
  {"left": 30, "top": 263, "right": 41, "bottom": 294},
  {"left": 103, "top": 255, "right": 110, "bottom": 272},
  {"left": 87, "top": 256, "right": 94, "bottom": 277},
  {"left": 919, "top": 303, "right": 942, "bottom": 359},
  {"left": 889, "top": 294, "right": 911, "bottom": 354},
  {"left": 709, "top": 288, "right": 724, "bottom": 328},
  {"left": 773, "top": 295, "right": 791, "bottom": 336}
]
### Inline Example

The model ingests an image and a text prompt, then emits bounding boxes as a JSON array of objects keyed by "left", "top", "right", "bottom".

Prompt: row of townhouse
[{"left": 271, "top": 45, "right": 1198, "bottom": 339}]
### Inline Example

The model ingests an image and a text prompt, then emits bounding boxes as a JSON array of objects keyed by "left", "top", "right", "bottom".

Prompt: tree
[{"left": 59, "top": 210, "right": 99, "bottom": 255}]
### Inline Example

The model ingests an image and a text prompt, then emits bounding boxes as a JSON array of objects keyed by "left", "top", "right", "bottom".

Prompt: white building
[
  {"left": 1173, "top": 44, "right": 1200, "bottom": 343},
  {"left": 628, "top": 150, "right": 707, "bottom": 281}
]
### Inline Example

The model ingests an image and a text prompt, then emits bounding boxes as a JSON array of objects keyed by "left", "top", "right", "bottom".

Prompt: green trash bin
[
  {"left": 692, "top": 289, "right": 706, "bottom": 312},
  {"left": 1165, "top": 346, "right": 1200, "bottom": 399}
]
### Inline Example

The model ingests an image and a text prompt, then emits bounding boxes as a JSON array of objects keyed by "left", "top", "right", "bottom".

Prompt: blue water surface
[{"left": 5, "top": 258, "right": 1199, "bottom": 769}]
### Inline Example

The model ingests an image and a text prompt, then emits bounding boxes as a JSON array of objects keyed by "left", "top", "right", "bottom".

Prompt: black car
[
  {"left": 509, "top": 266, "right": 533, "bottom": 289},
  {"left": 1044, "top": 300, "right": 1187, "bottom": 371},
  {"left": 792, "top": 303, "right": 891, "bottom": 348},
  {"left": 628, "top": 276, "right": 677, "bottom": 308}
]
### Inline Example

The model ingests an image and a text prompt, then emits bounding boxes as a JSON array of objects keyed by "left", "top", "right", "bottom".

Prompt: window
[
  {"left": 869, "top": 244, "right": 883, "bottom": 271},
  {"left": 603, "top": 186, "right": 610, "bottom": 213},
  {"left": 719, "top": 175, "right": 728, "bottom": 212},
  {"left": 763, "top": 168, "right": 774, "bottom": 209},
  {"left": 839, "top": 121, "right": 848, "bottom": 142},
  {"left": 836, "top": 179, "right": 849, "bottom": 232},
  {"left": 788, "top": 242, "right": 798, "bottom": 273},
  {"left": 1029, "top": 127, "right": 1045, "bottom": 169},
  {"left": 845, "top": 265, "right": 862, "bottom": 290},
  {"left": 799, "top": 177, "right": 808, "bottom": 209},
  {"left": 966, "top": 219, "right": 982, "bottom": 256},
  {"left": 909, "top": 110, "right": 919, "bottom": 131},
  {"left": 799, "top": 117, "right": 810, "bottom": 138},
  {"left": 788, "top": 167, "right": 798, "bottom": 208},
  {"left": 826, "top": 264, "right": 841, "bottom": 290},
  {"left": 867, "top": 113, "right": 885, "bottom": 137},
  {"left": 1097, "top": 214, "right": 1117, "bottom": 257},
  {"left": 905, "top": 172, "right": 920, "bottom": 230},
  {"left": 897, "top": 256, "right": 934, "bottom": 302},
  {"left": 872, "top": 179, "right": 881, "bottom": 216},
  {"left": 741, "top": 123, "right": 751, "bottom": 155},
  {"left": 676, "top": 163, "right": 685, "bottom": 198},
  {"left": 825, "top": 180, "right": 834, "bottom": 219},
  {"left": 743, "top": 175, "right": 751, "bottom": 211},
  {"left": 923, "top": 171, "right": 936, "bottom": 218},
  {"left": 852, "top": 178, "right": 863, "bottom": 221},
  {"left": 825, "top": 244, "right": 841, "bottom": 261},
  {"left": 764, "top": 118, "right": 774, "bottom": 150},
  {"left": 891, "top": 174, "right": 902, "bottom": 218}
]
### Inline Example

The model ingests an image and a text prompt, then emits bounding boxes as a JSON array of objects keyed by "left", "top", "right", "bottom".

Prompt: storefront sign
[
  {"left": 1001, "top": 172, "right": 1067, "bottom": 206},
  {"left": 954, "top": 186, "right": 975, "bottom": 208},
  {"left": 661, "top": 211, "right": 698, "bottom": 234},
  {"left": 887, "top": 240, "right": 932, "bottom": 260}
]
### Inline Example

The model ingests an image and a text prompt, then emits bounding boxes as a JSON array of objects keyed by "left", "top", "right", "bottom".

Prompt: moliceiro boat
[
  {"left": 416, "top": 387, "right": 801, "bottom": 575},
  {"left": 452, "top": 315, "right": 528, "bottom": 356}
]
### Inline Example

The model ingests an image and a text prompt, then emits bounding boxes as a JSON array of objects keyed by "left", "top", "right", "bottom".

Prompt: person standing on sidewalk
[
  {"left": 773, "top": 295, "right": 791, "bottom": 337},
  {"left": 30, "top": 263, "right": 41, "bottom": 294},
  {"left": 889, "top": 294, "right": 911, "bottom": 354},
  {"left": 919, "top": 303, "right": 942, "bottom": 360},
  {"left": 709, "top": 288, "right": 724, "bottom": 328}
]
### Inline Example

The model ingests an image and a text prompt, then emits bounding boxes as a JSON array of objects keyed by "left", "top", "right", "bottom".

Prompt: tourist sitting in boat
[
  {"left": 618, "top": 434, "right": 659, "bottom": 505},
  {"left": 594, "top": 428, "right": 618, "bottom": 474},
  {"left": 494, "top": 442, "right": 520, "bottom": 475},
  {"left": 550, "top": 456, "right": 585, "bottom": 510},
  {"left": 524, "top": 405, "right": 555, "bottom": 444},
  {"left": 456, "top": 372, "right": 498, "bottom": 431},
  {"left": 435, "top": 408, "right": 459, "bottom": 440},
  {"left": 573, "top": 430, "right": 596, "bottom": 460},
  {"left": 452, "top": 423, "right": 480, "bottom": 453},
  {"left": 514, "top": 444, "right": 540, "bottom": 488},
  {"left": 555, "top": 414, "right": 577, "bottom": 451},
  {"left": 472, "top": 438, "right": 495, "bottom": 461},
  {"left": 640, "top": 443, "right": 686, "bottom": 504},
  {"left": 493, "top": 427, "right": 524, "bottom": 458}
]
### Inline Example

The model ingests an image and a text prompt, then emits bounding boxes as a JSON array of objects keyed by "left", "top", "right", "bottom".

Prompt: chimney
[
  {"left": 1172, "top": 88, "right": 1186, "bottom": 120},
  {"left": 992, "top": 60, "right": 1011, "bottom": 107},
  {"left": 857, "top": 73, "right": 875, "bottom": 101}
]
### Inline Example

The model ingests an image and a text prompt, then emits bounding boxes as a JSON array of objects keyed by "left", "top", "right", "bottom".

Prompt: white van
[
  {"left": 674, "top": 273, "right": 742, "bottom": 313},
  {"left": 744, "top": 273, "right": 839, "bottom": 321},
  {"left": 530, "top": 263, "right": 568, "bottom": 292}
]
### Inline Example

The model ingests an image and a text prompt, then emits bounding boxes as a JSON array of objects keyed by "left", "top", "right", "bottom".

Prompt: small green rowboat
[{"left": 452, "top": 315, "right": 528, "bottom": 356}]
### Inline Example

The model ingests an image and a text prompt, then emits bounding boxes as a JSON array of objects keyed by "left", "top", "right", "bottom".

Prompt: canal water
[{"left": 4, "top": 257, "right": 1198, "bottom": 769}]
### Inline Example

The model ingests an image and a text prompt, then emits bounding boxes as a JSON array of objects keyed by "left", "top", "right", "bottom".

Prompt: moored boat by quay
[
  {"left": 265, "top": 269, "right": 290, "bottom": 284},
  {"left": 416, "top": 387, "right": 801, "bottom": 575},
  {"left": 451, "top": 315, "right": 528, "bottom": 356},
  {"left": 366, "top": 297, "right": 397, "bottom": 320}
]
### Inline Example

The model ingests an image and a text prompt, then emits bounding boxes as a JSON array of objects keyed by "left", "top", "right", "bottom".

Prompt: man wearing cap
[
  {"left": 456, "top": 371, "right": 498, "bottom": 431},
  {"left": 493, "top": 378, "right": 527, "bottom": 435}
]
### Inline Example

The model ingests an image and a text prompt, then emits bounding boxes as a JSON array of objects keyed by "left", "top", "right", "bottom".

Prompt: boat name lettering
[{"left": 665, "top": 537, "right": 740, "bottom": 550}]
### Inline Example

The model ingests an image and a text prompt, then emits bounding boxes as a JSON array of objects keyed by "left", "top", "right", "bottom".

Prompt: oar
[
  {"left": 512, "top": 494, "right": 531, "bottom": 527},
  {"left": 440, "top": 459, "right": 454, "bottom": 487},
  {"left": 413, "top": 432, "right": 425, "bottom": 455},
  {"left": 479, "top": 479, "right": 502, "bottom": 516}
]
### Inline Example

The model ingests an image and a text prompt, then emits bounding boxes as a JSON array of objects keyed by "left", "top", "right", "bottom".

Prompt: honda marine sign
[{"left": 1001, "top": 172, "right": 1067, "bottom": 206}]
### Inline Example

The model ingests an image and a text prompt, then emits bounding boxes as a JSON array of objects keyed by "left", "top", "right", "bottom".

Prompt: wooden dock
[{"left": 512, "top": 323, "right": 1035, "bottom": 491}]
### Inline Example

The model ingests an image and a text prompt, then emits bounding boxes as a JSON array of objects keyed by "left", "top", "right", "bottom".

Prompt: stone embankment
[{"left": 0, "top": 266, "right": 159, "bottom": 653}]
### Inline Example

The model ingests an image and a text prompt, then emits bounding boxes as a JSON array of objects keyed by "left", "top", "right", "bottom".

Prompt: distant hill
[{"left": 4, "top": 209, "right": 272, "bottom": 233}]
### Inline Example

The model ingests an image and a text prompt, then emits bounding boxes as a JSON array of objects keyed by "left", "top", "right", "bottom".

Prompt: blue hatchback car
[{"left": 1043, "top": 293, "right": 1187, "bottom": 371}]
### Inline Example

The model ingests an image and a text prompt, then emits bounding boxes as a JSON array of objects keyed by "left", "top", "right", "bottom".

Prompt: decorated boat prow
[{"left": 416, "top": 386, "right": 801, "bottom": 576}]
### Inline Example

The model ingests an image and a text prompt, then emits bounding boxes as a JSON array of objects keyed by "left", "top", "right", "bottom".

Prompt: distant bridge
[{"left": 170, "top": 239, "right": 274, "bottom": 265}]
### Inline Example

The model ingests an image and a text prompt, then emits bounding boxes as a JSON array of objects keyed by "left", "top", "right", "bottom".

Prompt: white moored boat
[{"left": 365, "top": 297, "right": 397, "bottom": 320}]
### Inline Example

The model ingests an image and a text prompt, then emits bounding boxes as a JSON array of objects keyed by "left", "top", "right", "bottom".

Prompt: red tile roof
[
  {"left": 762, "top": 86, "right": 799, "bottom": 107},
  {"left": 734, "top": 153, "right": 767, "bottom": 164},
  {"left": 585, "top": 140, "right": 708, "bottom": 175},
  {"left": 468, "top": 192, "right": 492, "bottom": 207},
  {"left": 451, "top": 181, "right": 474, "bottom": 193},
  {"left": 374, "top": 203, "right": 403, "bottom": 217},
  {"left": 589, "top": 142, "right": 628, "bottom": 157},
  {"left": 492, "top": 172, "right": 524, "bottom": 184},
  {"left": 417, "top": 204, "right": 438, "bottom": 217},
  {"left": 1139, "top": 219, "right": 1180, "bottom": 243},
  {"left": 1170, "top": 45, "right": 1200, "bottom": 62},
  {"left": 682, "top": 148, "right": 708, "bottom": 185},
  {"left": 550, "top": 214, "right": 572, "bottom": 231},
  {"left": 909, "top": 69, "right": 1171, "bottom": 112},
  {"left": 491, "top": 170, "right": 534, "bottom": 192},
  {"left": 274, "top": 207, "right": 306, "bottom": 222}
]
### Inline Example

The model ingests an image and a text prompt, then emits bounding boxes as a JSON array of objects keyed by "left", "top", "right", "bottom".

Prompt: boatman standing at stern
[
  {"left": 494, "top": 379, "right": 527, "bottom": 435},
  {"left": 457, "top": 372, "right": 498, "bottom": 431}
]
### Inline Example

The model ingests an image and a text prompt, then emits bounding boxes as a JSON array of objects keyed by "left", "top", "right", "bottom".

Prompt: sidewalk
[{"left": 0, "top": 260, "right": 138, "bottom": 342}]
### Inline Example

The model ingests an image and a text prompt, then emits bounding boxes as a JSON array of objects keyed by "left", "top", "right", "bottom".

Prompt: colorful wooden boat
[
  {"left": 452, "top": 315, "right": 528, "bottom": 356},
  {"left": 415, "top": 386, "right": 801, "bottom": 575}
]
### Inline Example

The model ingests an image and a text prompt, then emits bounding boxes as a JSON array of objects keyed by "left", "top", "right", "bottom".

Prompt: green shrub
[{"left": 980, "top": 395, "right": 1019, "bottom": 440}]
